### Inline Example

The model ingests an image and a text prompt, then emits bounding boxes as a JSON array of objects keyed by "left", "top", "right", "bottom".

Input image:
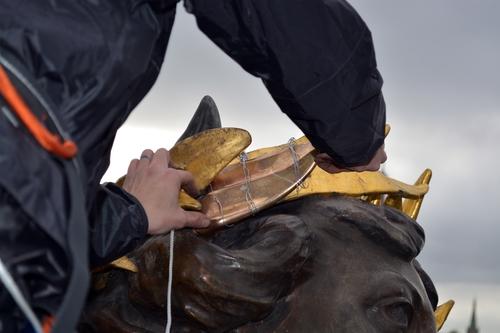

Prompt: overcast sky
[{"left": 103, "top": 1, "right": 500, "bottom": 331}]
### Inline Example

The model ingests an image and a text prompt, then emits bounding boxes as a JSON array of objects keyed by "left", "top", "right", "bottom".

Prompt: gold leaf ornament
[
  {"left": 435, "top": 300, "right": 455, "bottom": 331},
  {"left": 116, "top": 128, "right": 252, "bottom": 210}
]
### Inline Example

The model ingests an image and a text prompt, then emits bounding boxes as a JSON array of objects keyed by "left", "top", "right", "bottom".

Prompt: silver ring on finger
[{"left": 140, "top": 154, "right": 152, "bottom": 161}]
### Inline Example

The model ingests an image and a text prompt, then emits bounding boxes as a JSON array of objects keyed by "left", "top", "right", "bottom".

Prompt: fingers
[
  {"left": 138, "top": 149, "right": 154, "bottom": 170},
  {"left": 314, "top": 145, "right": 387, "bottom": 174},
  {"left": 317, "top": 162, "right": 344, "bottom": 173},
  {"left": 378, "top": 145, "right": 387, "bottom": 164},
  {"left": 314, "top": 153, "right": 345, "bottom": 174},
  {"left": 148, "top": 210, "right": 210, "bottom": 234},
  {"left": 151, "top": 148, "right": 170, "bottom": 169},
  {"left": 150, "top": 148, "right": 199, "bottom": 196},
  {"left": 180, "top": 210, "right": 210, "bottom": 229},
  {"left": 360, "top": 145, "right": 387, "bottom": 171},
  {"left": 128, "top": 159, "right": 139, "bottom": 174},
  {"left": 124, "top": 147, "right": 207, "bottom": 234},
  {"left": 175, "top": 169, "right": 200, "bottom": 197},
  {"left": 123, "top": 158, "right": 139, "bottom": 189},
  {"left": 140, "top": 149, "right": 154, "bottom": 160}
]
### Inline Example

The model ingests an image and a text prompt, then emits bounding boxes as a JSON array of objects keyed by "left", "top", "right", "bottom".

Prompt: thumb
[{"left": 180, "top": 210, "right": 211, "bottom": 229}]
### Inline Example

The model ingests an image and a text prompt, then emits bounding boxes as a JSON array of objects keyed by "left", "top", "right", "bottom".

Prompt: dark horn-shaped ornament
[{"left": 177, "top": 95, "right": 222, "bottom": 143}]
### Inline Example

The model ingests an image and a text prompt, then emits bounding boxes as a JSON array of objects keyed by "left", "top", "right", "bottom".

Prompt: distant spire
[
  {"left": 471, "top": 299, "right": 477, "bottom": 328},
  {"left": 467, "top": 299, "right": 479, "bottom": 333}
]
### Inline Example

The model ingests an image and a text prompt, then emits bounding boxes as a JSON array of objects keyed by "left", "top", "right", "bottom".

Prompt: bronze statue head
[{"left": 80, "top": 196, "right": 438, "bottom": 333}]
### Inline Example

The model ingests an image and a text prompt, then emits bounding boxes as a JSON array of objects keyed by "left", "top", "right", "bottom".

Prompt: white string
[
  {"left": 0, "top": 258, "right": 43, "bottom": 333},
  {"left": 165, "top": 230, "right": 174, "bottom": 333}
]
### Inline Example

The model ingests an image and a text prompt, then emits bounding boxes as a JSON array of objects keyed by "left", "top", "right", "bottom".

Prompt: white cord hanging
[{"left": 164, "top": 230, "right": 175, "bottom": 333}]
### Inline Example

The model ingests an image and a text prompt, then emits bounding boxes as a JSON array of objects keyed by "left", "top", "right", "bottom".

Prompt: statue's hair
[
  {"left": 283, "top": 196, "right": 435, "bottom": 308},
  {"left": 80, "top": 196, "right": 437, "bottom": 332},
  {"left": 289, "top": 195, "right": 426, "bottom": 260},
  {"left": 183, "top": 196, "right": 434, "bottom": 328}
]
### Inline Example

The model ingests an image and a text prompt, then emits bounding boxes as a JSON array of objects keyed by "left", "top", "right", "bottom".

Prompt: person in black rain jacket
[{"left": 0, "top": 0, "right": 386, "bottom": 331}]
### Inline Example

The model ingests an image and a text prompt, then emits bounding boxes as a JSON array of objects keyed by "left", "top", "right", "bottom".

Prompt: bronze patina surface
[
  {"left": 95, "top": 117, "right": 452, "bottom": 332},
  {"left": 202, "top": 139, "right": 316, "bottom": 229},
  {"left": 80, "top": 196, "right": 444, "bottom": 332}
]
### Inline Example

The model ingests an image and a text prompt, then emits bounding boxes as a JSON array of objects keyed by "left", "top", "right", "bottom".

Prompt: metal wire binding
[
  {"left": 209, "top": 184, "right": 226, "bottom": 225},
  {"left": 239, "top": 152, "right": 258, "bottom": 214},
  {"left": 287, "top": 138, "right": 306, "bottom": 193}
]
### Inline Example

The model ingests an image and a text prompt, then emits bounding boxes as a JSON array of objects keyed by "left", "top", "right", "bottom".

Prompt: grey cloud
[{"left": 351, "top": 0, "right": 500, "bottom": 118}]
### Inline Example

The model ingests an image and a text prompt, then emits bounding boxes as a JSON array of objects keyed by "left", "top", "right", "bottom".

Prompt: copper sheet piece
[
  {"left": 201, "top": 134, "right": 431, "bottom": 229},
  {"left": 225, "top": 136, "right": 312, "bottom": 167},
  {"left": 201, "top": 140, "right": 316, "bottom": 230}
]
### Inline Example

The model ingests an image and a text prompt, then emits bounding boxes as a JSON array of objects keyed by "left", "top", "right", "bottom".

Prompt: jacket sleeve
[
  {"left": 185, "top": 0, "right": 386, "bottom": 167},
  {"left": 87, "top": 183, "right": 149, "bottom": 267}
]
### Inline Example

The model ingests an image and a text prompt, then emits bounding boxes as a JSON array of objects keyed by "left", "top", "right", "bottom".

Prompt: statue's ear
[
  {"left": 173, "top": 213, "right": 311, "bottom": 331},
  {"left": 176, "top": 95, "right": 221, "bottom": 143}
]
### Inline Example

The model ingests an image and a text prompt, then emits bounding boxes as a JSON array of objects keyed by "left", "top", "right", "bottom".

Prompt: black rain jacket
[{"left": 0, "top": 0, "right": 385, "bottom": 331}]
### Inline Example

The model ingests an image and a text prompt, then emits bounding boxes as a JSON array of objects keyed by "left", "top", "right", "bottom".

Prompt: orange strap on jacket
[
  {"left": 0, "top": 65, "right": 77, "bottom": 159},
  {"left": 42, "top": 315, "right": 54, "bottom": 333}
]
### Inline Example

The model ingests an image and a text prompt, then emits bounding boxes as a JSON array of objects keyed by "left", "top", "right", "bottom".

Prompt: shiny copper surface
[{"left": 201, "top": 141, "right": 316, "bottom": 229}]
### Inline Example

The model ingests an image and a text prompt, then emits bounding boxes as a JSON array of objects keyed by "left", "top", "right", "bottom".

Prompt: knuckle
[
  {"left": 164, "top": 168, "right": 177, "bottom": 178},
  {"left": 158, "top": 168, "right": 182, "bottom": 185},
  {"left": 157, "top": 147, "right": 169, "bottom": 154},
  {"left": 180, "top": 170, "right": 194, "bottom": 180},
  {"left": 148, "top": 161, "right": 164, "bottom": 172}
]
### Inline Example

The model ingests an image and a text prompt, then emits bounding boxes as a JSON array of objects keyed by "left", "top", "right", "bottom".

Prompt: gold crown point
[
  {"left": 416, "top": 168, "right": 432, "bottom": 185},
  {"left": 435, "top": 299, "right": 455, "bottom": 331},
  {"left": 384, "top": 124, "right": 391, "bottom": 137},
  {"left": 110, "top": 256, "right": 138, "bottom": 273},
  {"left": 402, "top": 168, "right": 433, "bottom": 220}
]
